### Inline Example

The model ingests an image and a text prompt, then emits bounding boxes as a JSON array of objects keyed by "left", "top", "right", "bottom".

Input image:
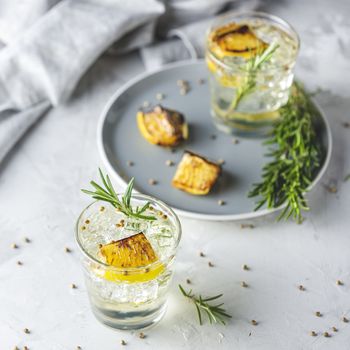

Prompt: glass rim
[
  {"left": 206, "top": 11, "right": 300, "bottom": 73},
  {"left": 75, "top": 194, "right": 182, "bottom": 273}
]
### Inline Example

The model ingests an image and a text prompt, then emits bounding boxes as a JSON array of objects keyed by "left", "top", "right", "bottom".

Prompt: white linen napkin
[{"left": 0, "top": 0, "right": 259, "bottom": 164}]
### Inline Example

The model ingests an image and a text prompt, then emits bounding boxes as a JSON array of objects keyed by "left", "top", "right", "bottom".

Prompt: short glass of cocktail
[
  {"left": 206, "top": 12, "right": 299, "bottom": 136},
  {"left": 75, "top": 170, "right": 181, "bottom": 330}
]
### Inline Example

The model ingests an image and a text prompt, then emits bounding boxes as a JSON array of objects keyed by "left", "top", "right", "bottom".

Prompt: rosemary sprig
[
  {"left": 227, "top": 42, "right": 279, "bottom": 113},
  {"left": 248, "top": 83, "right": 324, "bottom": 223},
  {"left": 179, "top": 284, "right": 232, "bottom": 325},
  {"left": 82, "top": 168, "right": 156, "bottom": 221}
]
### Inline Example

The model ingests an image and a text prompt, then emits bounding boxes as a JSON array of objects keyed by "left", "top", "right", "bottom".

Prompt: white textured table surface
[{"left": 1, "top": 1, "right": 350, "bottom": 349}]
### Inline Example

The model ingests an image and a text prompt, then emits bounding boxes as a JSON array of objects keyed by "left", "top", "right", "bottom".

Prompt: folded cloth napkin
[{"left": 0, "top": 0, "right": 259, "bottom": 164}]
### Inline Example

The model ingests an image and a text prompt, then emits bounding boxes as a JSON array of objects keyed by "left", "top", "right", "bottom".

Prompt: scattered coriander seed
[
  {"left": 232, "top": 138, "right": 240, "bottom": 144},
  {"left": 120, "top": 219, "right": 125, "bottom": 225},
  {"left": 217, "top": 159, "right": 225, "bottom": 165},
  {"left": 180, "top": 87, "right": 188, "bottom": 95},
  {"left": 240, "top": 223, "right": 255, "bottom": 229},
  {"left": 11, "top": 243, "right": 18, "bottom": 249},
  {"left": 162, "top": 214, "right": 168, "bottom": 220},
  {"left": 14, "top": 347, "right": 20, "bottom": 350},
  {"left": 76, "top": 347, "right": 82, "bottom": 350},
  {"left": 336, "top": 280, "right": 344, "bottom": 286},
  {"left": 217, "top": 200, "right": 226, "bottom": 206},
  {"left": 85, "top": 219, "right": 90, "bottom": 224},
  {"left": 148, "top": 178, "right": 157, "bottom": 185},
  {"left": 149, "top": 206, "right": 154, "bottom": 211},
  {"left": 315, "top": 311, "right": 322, "bottom": 317},
  {"left": 323, "top": 332, "right": 331, "bottom": 338},
  {"left": 65, "top": 247, "right": 71, "bottom": 253},
  {"left": 17, "top": 261, "right": 23, "bottom": 266},
  {"left": 24, "top": 328, "right": 30, "bottom": 334},
  {"left": 199, "top": 252, "right": 205, "bottom": 257},
  {"left": 343, "top": 316, "right": 349, "bottom": 323},
  {"left": 241, "top": 281, "right": 248, "bottom": 288},
  {"left": 251, "top": 320, "right": 258, "bottom": 326},
  {"left": 186, "top": 278, "right": 191, "bottom": 284},
  {"left": 156, "top": 93, "right": 164, "bottom": 100},
  {"left": 324, "top": 183, "right": 337, "bottom": 193},
  {"left": 127, "top": 161, "right": 134, "bottom": 167},
  {"left": 24, "top": 347, "right": 29, "bottom": 350},
  {"left": 121, "top": 339, "right": 127, "bottom": 346},
  {"left": 198, "top": 78, "right": 205, "bottom": 85},
  {"left": 211, "top": 134, "right": 217, "bottom": 140},
  {"left": 332, "top": 326, "right": 338, "bottom": 332},
  {"left": 143, "top": 101, "right": 150, "bottom": 108},
  {"left": 208, "top": 261, "right": 214, "bottom": 267},
  {"left": 298, "top": 285, "right": 306, "bottom": 291},
  {"left": 165, "top": 159, "right": 174, "bottom": 166},
  {"left": 310, "top": 331, "right": 317, "bottom": 337},
  {"left": 81, "top": 226, "right": 86, "bottom": 231},
  {"left": 24, "top": 237, "right": 31, "bottom": 243},
  {"left": 71, "top": 283, "right": 77, "bottom": 289},
  {"left": 139, "top": 332, "right": 146, "bottom": 339},
  {"left": 98, "top": 244, "right": 103, "bottom": 249},
  {"left": 177, "top": 79, "right": 186, "bottom": 87},
  {"left": 99, "top": 206, "right": 105, "bottom": 212},
  {"left": 242, "top": 264, "right": 250, "bottom": 271},
  {"left": 342, "top": 121, "right": 350, "bottom": 128}
]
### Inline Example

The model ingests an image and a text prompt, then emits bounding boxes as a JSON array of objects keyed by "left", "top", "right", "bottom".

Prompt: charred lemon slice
[
  {"left": 172, "top": 151, "right": 221, "bottom": 195},
  {"left": 100, "top": 232, "right": 164, "bottom": 283},
  {"left": 209, "top": 23, "right": 268, "bottom": 59},
  {"left": 137, "top": 105, "right": 188, "bottom": 147}
]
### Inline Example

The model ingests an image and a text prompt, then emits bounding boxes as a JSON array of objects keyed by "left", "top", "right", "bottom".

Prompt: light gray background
[{"left": 1, "top": 0, "right": 350, "bottom": 349}]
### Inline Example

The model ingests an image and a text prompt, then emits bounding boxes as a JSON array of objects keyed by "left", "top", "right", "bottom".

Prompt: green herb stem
[
  {"left": 82, "top": 168, "right": 156, "bottom": 221},
  {"left": 179, "top": 284, "right": 232, "bottom": 325}
]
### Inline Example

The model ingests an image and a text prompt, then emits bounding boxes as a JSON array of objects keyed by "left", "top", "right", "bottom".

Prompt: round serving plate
[{"left": 97, "top": 60, "right": 332, "bottom": 221}]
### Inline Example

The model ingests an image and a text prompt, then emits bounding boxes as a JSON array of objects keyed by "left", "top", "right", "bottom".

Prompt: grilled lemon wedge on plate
[
  {"left": 137, "top": 105, "right": 188, "bottom": 147},
  {"left": 172, "top": 151, "right": 221, "bottom": 195},
  {"left": 100, "top": 232, "right": 164, "bottom": 283}
]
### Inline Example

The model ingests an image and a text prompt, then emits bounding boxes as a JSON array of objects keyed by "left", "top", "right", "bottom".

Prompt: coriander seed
[
  {"left": 139, "top": 332, "right": 146, "bottom": 339},
  {"left": 217, "top": 200, "right": 226, "bottom": 206},
  {"left": 17, "top": 261, "right": 23, "bottom": 266},
  {"left": 11, "top": 243, "right": 18, "bottom": 249},
  {"left": 24, "top": 237, "right": 31, "bottom": 243},
  {"left": 332, "top": 326, "right": 338, "bottom": 332},
  {"left": 24, "top": 328, "right": 30, "bottom": 334},
  {"left": 343, "top": 316, "right": 349, "bottom": 323},
  {"left": 242, "top": 264, "right": 249, "bottom": 271},
  {"left": 148, "top": 178, "right": 157, "bottom": 185},
  {"left": 165, "top": 160, "right": 174, "bottom": 166},
  {"left": 65, "top": 247, "right": 71, "bottom": 253},
  {"left": 121, "top": 339, "right": 127, "bottom": 346},
  {"left": 241, "top": 281, "right": 248, "bottom": 288},
  {"left": 199, "top": 252, "right": 205, "bottom": 257},
  {"left": 323, "top": 332, "right": 330, "bottom": 338},
  {"left": 298, "top": 285, "right": 306, "bottom": 291},
  {"left": 310, "top": 331, "right": 317, "bottom": 337},
  {"left": 208, "top": 261, "right": 214, "bottom": 267},
  {"left": 251, "top": 320, "right": 258, "bottom": 326},
  {"left": 315, "top": 311, "right": 322, "bottom": 317},
  {"left": 71, "top": 283, "right": 77, "bottom": 289},
  {"left": 186, "top": 278, "right": 191, "bottom": 284},
  {"left": 336, "top": 280, "right": 344, "bottom": 286},
  {"left": 99, "top": 206, "right": 105, "bottom": 212}
]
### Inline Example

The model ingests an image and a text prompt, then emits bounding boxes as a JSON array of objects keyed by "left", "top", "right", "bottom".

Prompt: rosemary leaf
[{"left": 179, "top": 284, "right": 231, "bottom": 326}]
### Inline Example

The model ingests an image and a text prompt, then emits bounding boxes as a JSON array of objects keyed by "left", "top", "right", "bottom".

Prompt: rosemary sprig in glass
[
  {"left": 179, "top": 284, "right": 232, "bottom": 325},
  {"left": 82, "top": 168, "right": 156, "bottom": 221},
  {"left": 227, "top": 42, "right": 279, "bottom": 113},
  {"left": 248, "top": 83, "right": 324, "bottom": 223}
]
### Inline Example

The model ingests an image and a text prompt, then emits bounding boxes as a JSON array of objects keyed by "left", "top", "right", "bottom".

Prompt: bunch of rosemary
[{"left": 248, "top": 83, "right": 324, "bottom": 223}]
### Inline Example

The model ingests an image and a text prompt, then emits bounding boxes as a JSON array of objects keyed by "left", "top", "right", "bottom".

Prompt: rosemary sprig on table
[
  {"left": 179, "top": 284, "right": 232, "bottom": 325},
  {"left": 228, "top": 42, "right": 279, "bottom": 112},
  {"left": 82, "top": 168, "right": 156, "bottom": 221},
  {"left": 248, "top": 83, "right": 324, "bottom": 223}
]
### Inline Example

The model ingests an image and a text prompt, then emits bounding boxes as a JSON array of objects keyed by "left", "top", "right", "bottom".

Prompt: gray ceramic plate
[{"left": 98, "top": 60, "right": 332, "bottom": 221}]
